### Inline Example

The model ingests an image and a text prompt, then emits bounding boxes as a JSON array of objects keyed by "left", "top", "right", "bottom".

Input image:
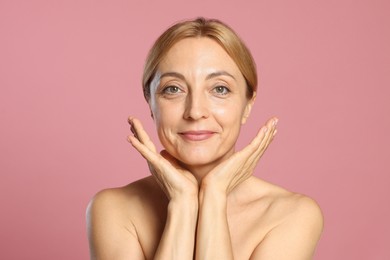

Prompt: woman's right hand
[{"left": 127, "top": 117, "right": 199, "bottom": 202}]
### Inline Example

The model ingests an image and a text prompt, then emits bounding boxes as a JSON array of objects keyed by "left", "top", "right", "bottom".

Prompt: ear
[{"left": 241, "top": 91, "right": 256, "bottom": 125}]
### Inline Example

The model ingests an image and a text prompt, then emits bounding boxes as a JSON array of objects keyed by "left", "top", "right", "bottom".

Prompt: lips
[{"left": 179, "top": 130, "right": 216, "bottom": 141}]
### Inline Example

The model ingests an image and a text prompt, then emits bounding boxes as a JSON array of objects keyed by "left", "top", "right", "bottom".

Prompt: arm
[
  {"left": 196, "top": 118, "right": 278, "bottom": 259},
  {"left": 196, "top": 186, "right": 234, "bottom": 259},
  {"left": 86, "top": 189, "right": 145, "bottom": 260},
  {"left": 86, "top": 187, "right": 198, "bottom": 260},
  {"left": 128, "top": 117, "right": 199, "bottom": 259},
  {"left": 154, "top": 197, "right": 198, "bottom": 259},
  {"left": 250, "top": 196, "right": 324, "bottom": 260}
]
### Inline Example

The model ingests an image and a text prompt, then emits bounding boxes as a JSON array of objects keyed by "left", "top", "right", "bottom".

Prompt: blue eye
[{"left": 213, "top": 86, "right": 230, "bottom": 95}]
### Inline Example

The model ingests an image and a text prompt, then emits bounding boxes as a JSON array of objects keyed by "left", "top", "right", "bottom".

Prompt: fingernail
[
  {"left": 263, "top": 126, "right": 268, "bottom": 133},
  {"left": 273, "top": 119, "right": 278, "bottom": 126}
]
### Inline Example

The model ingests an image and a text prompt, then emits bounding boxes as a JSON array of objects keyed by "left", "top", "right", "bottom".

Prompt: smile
[{"left": 178, "top": 130, "right": 216, "bottom": 141}]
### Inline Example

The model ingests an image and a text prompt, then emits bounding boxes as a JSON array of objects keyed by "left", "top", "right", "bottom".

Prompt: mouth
[{"left": 178, "top": 130, "right": 216, "bottom": 141}]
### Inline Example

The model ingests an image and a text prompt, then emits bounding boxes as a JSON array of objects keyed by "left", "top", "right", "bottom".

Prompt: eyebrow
[
  {"left": 160, "top": 71, "right": 236, "bottom": 81},
  {"left": 206, "top": 71, "right": 236, "bottom": 80},
  {"left": 160, "top": 72, "right": 185, "bottom": 80}
]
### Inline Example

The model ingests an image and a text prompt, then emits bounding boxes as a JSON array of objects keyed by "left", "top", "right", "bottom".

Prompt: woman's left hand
[{"left": 201, "top": 117, "right": 278, "bottom": 195}]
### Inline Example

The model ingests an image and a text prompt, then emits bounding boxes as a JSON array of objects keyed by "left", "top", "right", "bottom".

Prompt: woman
[{"left": 87, "top": 17, "right": 323, "bottom": 260}]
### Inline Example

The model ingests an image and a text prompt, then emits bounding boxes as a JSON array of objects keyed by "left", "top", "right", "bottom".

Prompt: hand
[
  {"left": 127, "top": 117, "right": 199, "bottom": 201},
  {"left": 201, "top": 117, "right": 278, "bottom": 195}
]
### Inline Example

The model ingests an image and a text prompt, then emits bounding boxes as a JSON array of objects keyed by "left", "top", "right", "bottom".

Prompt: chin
[
  {"left": 178, "top": 156, "right": 215, "bottom": 167},
  {"left": 174, "top": 147, "right": 234, "bottom": 168}
]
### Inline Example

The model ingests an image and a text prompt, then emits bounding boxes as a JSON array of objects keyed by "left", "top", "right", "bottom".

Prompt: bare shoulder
[
  {"left": 264, "top": 181, "right": 323, "bottom": 232},
  {"left": 86, "top": 176, "right": 164, "bottom": 260},
  {"left": 246, "top": 177, "right": 323, "bottom": 223},
  {"left": 247, "top": 178, "right": 324, "bottom": 259},
  {"left": 87, "top": 177, "right": 160, "bottom": 218}
]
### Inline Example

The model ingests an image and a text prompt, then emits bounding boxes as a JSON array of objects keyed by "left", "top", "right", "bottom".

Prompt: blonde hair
[{"left": 142, "top": 17, "right": 257, "bottom": 100}]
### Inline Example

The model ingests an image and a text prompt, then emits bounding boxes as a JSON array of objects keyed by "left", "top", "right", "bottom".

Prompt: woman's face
[{"left": 148, "top": 37, "right": 255, "bottom": 167}]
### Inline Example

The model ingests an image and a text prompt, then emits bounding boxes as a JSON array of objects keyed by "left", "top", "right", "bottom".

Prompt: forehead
[{"left": 157, "top": 37, "right": 243, "bottom": 78}]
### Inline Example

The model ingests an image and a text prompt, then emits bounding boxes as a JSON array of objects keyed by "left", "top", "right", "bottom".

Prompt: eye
[
  {"left": 162, "top": 85, "right": 182, "bottom": 94},
  {"left": 213, "top": 85, "right": 230, "bottom": 95}
]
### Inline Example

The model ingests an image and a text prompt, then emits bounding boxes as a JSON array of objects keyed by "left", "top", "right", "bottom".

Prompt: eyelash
[
  {"left": 160, "top": 84, "right": 231, "bottom": 96},
  {"left": 213, "top": 85, "right": 231, "bottom": 95},
  {"left": 162, "top": 85, "right": 182, "bottom": 95}
]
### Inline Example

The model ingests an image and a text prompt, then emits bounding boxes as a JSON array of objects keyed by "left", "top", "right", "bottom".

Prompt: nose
[{"left": 183, "top": 91, "right": 209, "bottom": 120}]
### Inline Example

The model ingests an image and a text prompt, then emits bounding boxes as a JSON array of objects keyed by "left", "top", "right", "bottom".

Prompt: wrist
[
  {"left": 169, "top": 196, "right": 199, "bottom": 213},
  {"left": 199, "top": 183, "right": 227, "bottom": 208},
  {"left": 200, "top": 176, "right": 227, "bottom": 196}
]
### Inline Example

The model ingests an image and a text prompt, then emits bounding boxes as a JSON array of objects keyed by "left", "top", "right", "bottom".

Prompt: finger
[
  {"left": 239, "top": 123, "right": 270, "bottom": 161},
  {"left": 129, "top": 117, "right": 146, "bottom": 142},
  {"left": 212, "top": 127, "right": 265, "bottom": 193},
  {"left": 128, "top": 135, "right": 176, "bottom": 189},
  {"left": 250, "top": 116, "right": 278, "bottom": 150},
  {"left": 127, "top": 135, "right": 160, "bottom": 166},
  {"left": 209, "top": 117, "right": 279, "bottom": 193},
  {"left": 128, "top": 117, "right": 137, "bottom": 136},
  {"left": 259, "top": 118, "right": 278, "bottom": 152},
  {"left": 128, "top": 117, "right": 138, "bottom": 137},
  {"left": 239, "top": 117, "right": 278, "bottom": 171},
  {"left": 246, "top": 119, "right": 278, "bottom": 170},
  {"left": 128, "top": 136, "right": 173, "bottom": 181},
  {"left": 238, "top": 125, "right": 268, "bottom": 158},
  {"left": 256, "top": 117, "right": 277, "bottom": 152},
  {"left": 128, "top": 137, "right": 174, "bottom": 196},
  {"left": 224, "top": 125, "right": 267, "bottom": 179},
  {"left": 128, "top": 117, "right": 156, "bottom": 152}
]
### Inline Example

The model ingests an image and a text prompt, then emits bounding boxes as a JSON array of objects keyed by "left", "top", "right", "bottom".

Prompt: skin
[{"left": 86, "top": 38, "right": 324, "bottom": 259}]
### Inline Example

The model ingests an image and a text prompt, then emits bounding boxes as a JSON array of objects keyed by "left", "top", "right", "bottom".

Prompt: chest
[
  {"left": 136, "top": 201, "right": 275, "bottom": 260},
  {"left": 227, "top": 203, "right": 275, "bottom": 259}
]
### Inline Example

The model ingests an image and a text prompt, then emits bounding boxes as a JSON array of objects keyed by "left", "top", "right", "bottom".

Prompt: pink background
[{"left": 1, "top": 0, "right": 389, "bottom": 259}]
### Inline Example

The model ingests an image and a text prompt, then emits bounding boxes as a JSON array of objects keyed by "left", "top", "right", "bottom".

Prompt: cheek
[
  {"left": 152, "top": 100, "right": 173, "bottom": 124},
  {"left": 212, "top": 101, "right": 246, "bottom": 126},
  {"left": 152, "top": 102, "right": 180, "bottom": 140},
  {"left": 154, "top": 109, "right": 171, "bottom": 132}
]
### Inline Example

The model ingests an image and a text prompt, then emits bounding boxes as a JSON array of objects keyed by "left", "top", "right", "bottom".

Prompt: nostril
[{"left": 183, "top": 93, "right": 210, "bottom": 120}]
